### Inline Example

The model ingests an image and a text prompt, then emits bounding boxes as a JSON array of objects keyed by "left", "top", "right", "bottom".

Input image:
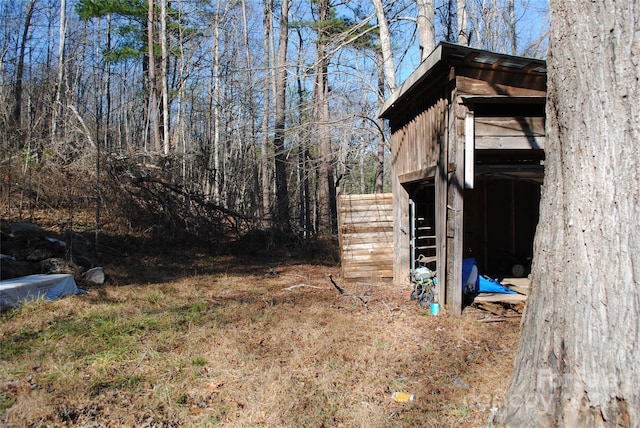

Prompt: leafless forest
[{"left": 0, "top": 0, "right": 548, "bottom": 242}]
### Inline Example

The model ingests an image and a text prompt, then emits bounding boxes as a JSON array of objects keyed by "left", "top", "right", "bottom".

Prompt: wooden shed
[{"left": 379, "top": 42, "right": 546, "bottom": 315}]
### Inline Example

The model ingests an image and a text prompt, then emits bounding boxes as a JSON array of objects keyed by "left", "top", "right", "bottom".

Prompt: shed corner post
[
  {"left": 393, "top": 177, "right": 411, "bottom": 287},
  {"left": 445, "top": 97, "right": 466, "bottom": 316}
]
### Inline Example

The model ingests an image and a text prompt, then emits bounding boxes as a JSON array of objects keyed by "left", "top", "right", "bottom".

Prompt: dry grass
[{"left": 1, "top": 239, "right": 520, "bottom": 427}]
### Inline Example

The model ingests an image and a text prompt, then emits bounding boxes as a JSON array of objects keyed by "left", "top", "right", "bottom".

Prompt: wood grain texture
[{"left": 338, "top": 193, "right": 394, "bottom": 280}]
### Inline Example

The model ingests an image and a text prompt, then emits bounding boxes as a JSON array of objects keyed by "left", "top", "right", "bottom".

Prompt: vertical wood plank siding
[
  {"left": 338, "top": 193, "right": 394, "bottom": 280},
  {"left": 391, "top": 88, "right": 450, "bottom": 288}
]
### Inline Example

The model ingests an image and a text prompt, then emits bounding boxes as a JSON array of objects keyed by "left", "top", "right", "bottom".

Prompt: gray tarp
[{"left": 0, "top": 274, "right": 79, "bottom": 311}]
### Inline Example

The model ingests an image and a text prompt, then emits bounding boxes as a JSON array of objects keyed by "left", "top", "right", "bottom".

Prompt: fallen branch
[
  {"left": 284, "top": 284, "right": 325, "bottom": 290},
  {"left": 477, "top": 317, "right": 507, "bottom": 323},
  {"left": 133, "top": 175, "right": 254, "bottom": 221},
  {"left": 328, "top": 274, "right": 344, "bottom": 294},
  {"left": 328, "top": 274, "right": 368, "bottom": 309},
  {"left": 380, "top": 300, "right": 393, "bottom": 318}
]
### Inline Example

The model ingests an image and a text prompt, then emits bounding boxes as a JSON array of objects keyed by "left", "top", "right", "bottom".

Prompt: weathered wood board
[{"left": 338, "top": 193, "right": 394, "bottom": 280}]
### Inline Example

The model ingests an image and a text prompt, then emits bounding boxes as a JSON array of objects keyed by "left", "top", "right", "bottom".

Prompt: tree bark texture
[
  {"left": 315, "top": 0, "right": 335, "bottom": 234},
  {"left": 147, "top": 0, "right": 161, "bottom": 153},
  {"left": 498, "top": 1, "right": 640, "bottom": 426},
  {"left": 456, "top": 0, "right": 468, "bottom": 45},
  {"left": 52, "top": 0, "right": 66, "bottom": 143},
  {"left": 415, "top": 0, "right": 435, "bottom": 61},
  {"left": 375, "top": 49, "right": 385, "bottom": 194},
  {"left": 159, "top": 0, "right": 169, "bottom": 155},
  {"left": 260, "top": 0, "right": 273, "bottom": 220},
  {"left": 371, "top": 0, "right": 396, "bottom": 91},
  {"left": 13, "top": 0, "right": 37, "bottom": 131},
  {"left": 273, "top": 0, "right": 290, "bottom": 231},
  {"left": 507, "top": 0, "right": 516, "bottom": 54}
]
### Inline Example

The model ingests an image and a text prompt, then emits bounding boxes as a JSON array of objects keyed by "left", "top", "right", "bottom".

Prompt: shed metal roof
[{"left": 379, "top": 42, "right": 547, "bottom": 119}]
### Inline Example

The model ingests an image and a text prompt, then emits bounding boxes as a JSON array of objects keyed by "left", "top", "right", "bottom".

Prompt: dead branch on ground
[{"left": 328, "top": 274, "right": 368, "bottom": 309}]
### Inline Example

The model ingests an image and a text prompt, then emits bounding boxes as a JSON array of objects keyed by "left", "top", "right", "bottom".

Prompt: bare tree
[
  {"left": 273, "top": 0, "right": 291, "bottom": 230},
  {"left": 498, "top": 0, "right": 640, "bottom": 425},
  {"left": 415, "top": 0, "right": 435, "bottom": 60},
  {"left": 464, "top": 0, "right": 522, "bottom": 54},
  {"left": 457, "top": 0, "right": 468, "bottom": 45},
  {"left": 371, "top": 0, "right": 396, "bottom": 194},
  {"left": 371, "top": 0, "right": 396, "bottom": 91},
  {"left": 159, "top": 0, "right": 169, "bottom": 154},
  {"left": 507, "top": 0, "right": 516, "bottom": 54},
  {"left": 294, "top": 25, "right": 312, "bottom": 235},
  {"left": 209, "top": 0, "right": 224, "bottom": 202},
  {"left": 12, "top": 0, "right": 37, "bottom": 132},
  {"left": 51, "top": 0, "right": 67, "bottom": 144},
  {"left": 260, "top": 0, "right": 273, "bottom": 221},
  {"left": 147, "top": 0, "right": 161, "bottom": 153},
  {"left": 314, "top": 0, "right": 335, "bottom": 234},
  {"left": 375, "top": 48, "right": 386, "bottom": 194}
]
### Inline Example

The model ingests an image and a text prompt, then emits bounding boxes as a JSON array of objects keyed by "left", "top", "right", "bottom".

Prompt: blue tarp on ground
[
  {"left": 0, "top": 274, "right": 79, "bottom": 311},
  {"left": 462, "top": 258, "right": 479, "bottom": 293},
  {"left": 462, "top": 258, "right": 516, "bottom": 294}
]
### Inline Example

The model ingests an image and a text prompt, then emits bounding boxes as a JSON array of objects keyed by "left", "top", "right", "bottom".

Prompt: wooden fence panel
[{"left": 338, "top": 193, "right": 394, "bottom": 280}]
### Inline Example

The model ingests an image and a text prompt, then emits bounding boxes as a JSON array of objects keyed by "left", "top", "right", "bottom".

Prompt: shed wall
[
  {"left": 391, "top": 92, "right": 450, "bottom": 290},
  {"left": 456, "top": 68, "right": 546, "bottom": 97}
]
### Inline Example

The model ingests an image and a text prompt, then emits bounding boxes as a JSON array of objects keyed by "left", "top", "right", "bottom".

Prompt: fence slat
[{"left": 338, "top": 193, "right": 394, "bottom": 280}]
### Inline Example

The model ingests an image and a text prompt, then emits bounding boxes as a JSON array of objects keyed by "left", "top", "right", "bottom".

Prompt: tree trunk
[
  {"left": 105, "top": 14, "right": 112, "bottom": 152},
  {"left": 13, "top": 0, "right": 37, "bottom": 132},
  {"left": 375, "top": 48, "right": 386, "bottom": 194},
  {"left": 147, "top": 0, "right": 161, "bottom": 153},
  {"left": 51, "top": 0, "right": 66, "bottom": 144},
  {"left": 498, "top": 1, "right": 640, "bottom": 426},
  {"left": 240, "top": 0, "right": 258, "bottom": 217},
  {"left": 315, "top": 0, "right": 335, "bottom": 234},
  {"left": 456, "top": 0, "right": 468, "bottom": 45},
  {"left": 210, "top": 0, "right": 223, "bottom": 202},
  {"left": 273, "top": 0, "right": 290, "bottom": 231},
  {"left": 371, "top": 1, "right": 394, "bottom": 195},
  {"left": 260, "top": 0, "right": 273, "bottom": 221},
  {"left": 371, "top": 0, "right": 396, "bottom": 91},
  {"left": 294, "top": 27, "right": 311, "bottom": 237},
  {"left": 415, "top": 0, "right": 435, "bottom": 61},
  {"left": 159, "top": 0, "right": 169, "bottom": 155},
  {"left": 507, "top": 0, "right": 516, "bottom": 55}
]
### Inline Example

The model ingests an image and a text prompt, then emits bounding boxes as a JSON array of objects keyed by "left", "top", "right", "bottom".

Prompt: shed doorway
[
  {"left": 463, "top": 177, "right": 541, "bottom": 278},
  {"left": 409, "top": 183, "right": 437, "bottom": 273}
]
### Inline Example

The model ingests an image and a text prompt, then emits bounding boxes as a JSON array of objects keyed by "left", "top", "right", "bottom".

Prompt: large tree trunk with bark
[{"left": 498, "top": 1, "right": 640, "bottom": 426}]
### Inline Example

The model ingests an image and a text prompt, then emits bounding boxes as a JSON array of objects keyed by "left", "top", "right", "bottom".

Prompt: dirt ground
[{"left": 0, "top": 223, "right": 522, "bottom": 427}]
